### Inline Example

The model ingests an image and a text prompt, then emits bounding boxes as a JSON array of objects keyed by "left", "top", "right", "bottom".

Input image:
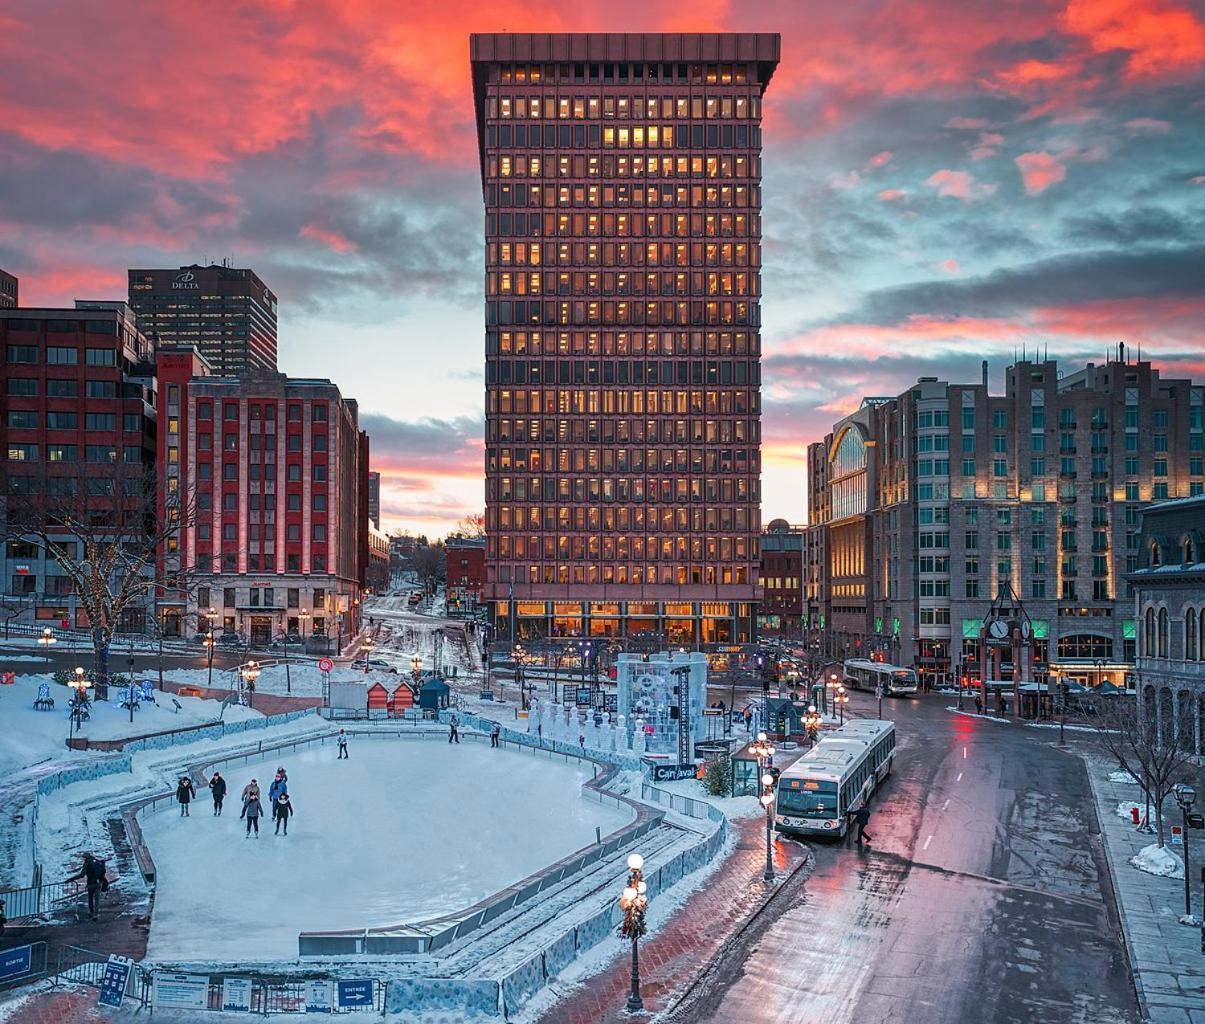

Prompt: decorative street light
[
  {"left": 298, "top": 609, "right": 310, "bottom": 651},
  {"left": 203, "top": 630, "right": 215, "bottom": 689},
  {"left": 411, "top": 655, "right": 422, "bottom": 682},
  {"left": 804, "top": 704, "right": 823, "bottom": 746},
  {"left": 834, "top": 684, "right": 849, "bottom": 726},
  {"left": 38, "top": 627, "right": 56, "bottom": 673},
  {"left": 240, "top": 660, "right": 260, "bottom": 709},
  {"left": 618, "top": 852, "right": 648, "bottom": 1012},
  {"left": 1174, "top": 783, "right": 1197, "bottom": 920},
  {"left": 512, "top": 644, "right": 526, "bottom": 708},
  {"left": 126, "top": 640, "right": 137, "bottom": 724},
  {"left": 362, "top": 637, "right": 375, "bottom": 672},
  {"left": 68, "top": 667, "right": 93, "bottom": 745},
  {"left": 748, "top": 732, "right": 777, "bottom": 882}
]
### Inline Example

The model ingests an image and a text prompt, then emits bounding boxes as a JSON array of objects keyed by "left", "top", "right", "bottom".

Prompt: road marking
[
  {"left": 942, "top": 798, "right": 950, "bottom": 811},
  {"left": 923, "top": 834, "right": 933, "bottom": 851},
  {"left": 956, "top": 772, "right": 963, "bottom": 782},
  {"left": 962, "top": 746, "right": 968, "bottom": 759}
]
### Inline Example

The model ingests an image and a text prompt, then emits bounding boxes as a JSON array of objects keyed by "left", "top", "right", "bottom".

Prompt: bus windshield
[
  {"left": 778, "top": 779, "right": 839, "bottom": 818},
  {"left": 892, "top": 670, "right": 917, "bottom": 684}
]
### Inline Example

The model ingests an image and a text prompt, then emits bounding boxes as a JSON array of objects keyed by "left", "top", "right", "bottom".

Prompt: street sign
[
  {"left": 318, "top": 657, "right": 334, "bottom": 673},
  {"left": 0, "top": 946, "right": 32, "bottom": 982},
  {"left": 575, "top": 687, "right": 592, "bottom": 706},
  {"left": 1171, "top": 825, "right": 1183, "bottom": 845},
  {"left": 649, "top": 763, "right": 697, "bottom": 782},
  {"left": 97, "top": 956, "right": 132, "bottom": 1008},
  {"left": 336, "top": 980, "right": 374, "bottom": 1009},
  {"left": 152, "top": 972, "right": 208, "bottom": 1009},
  {"left": 702, "top": 708, "right": 724, "bottom": 717},
  {"left": 305, "top": 979, "right": 333, "bottom": 1013},
  {"left": 222, "top": 977, "right": 253, "bottom": 1012}
]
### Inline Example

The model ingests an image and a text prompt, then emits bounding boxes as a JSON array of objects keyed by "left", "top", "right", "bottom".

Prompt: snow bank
[
  {"left": 1108, "top": 770, "right": 1139, "bottom": 785},
  {"left": 1116, "top": 801, "right": 1143, "bottom": 822},
  {"left": 655, "top": 777, "right": 766, "bottom": 821},
  {"left": 1130, "top": 843, "right": 1184, "bottom": 879}
]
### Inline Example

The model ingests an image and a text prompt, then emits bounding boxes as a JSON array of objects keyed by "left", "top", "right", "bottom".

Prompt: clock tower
[{"left": 979, "top": 581, "right": 1035, "bottom": 718}]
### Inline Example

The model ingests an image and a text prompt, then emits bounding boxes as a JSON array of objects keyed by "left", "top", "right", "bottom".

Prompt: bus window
[{"left": 779, "top": 780, "right": 838, "bottom": 818}]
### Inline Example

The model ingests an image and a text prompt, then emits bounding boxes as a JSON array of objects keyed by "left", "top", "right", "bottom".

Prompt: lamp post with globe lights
[
  {"left": 804, "top": 704, "right": 823, "bottom": 747},
  {"left": 37, "top": 627, "right": 56, "bottom": 674},
  {"left": 298, "top": 609, "right": 310, "bottom": 651},
  {"left": 1174, "top": 783, "right": 1197, "bottom": 920},
  {"left": 411, "top": 655, "right": 422, "bottom": 684},
  {"left": 240, "top": 659, "right": 260, "bottom": 710},
  {"left": 68, "top": 667, "right": 92, "bottom": 745},
  {"left": 618, "top": 852, "right": 648, "bottom": 1012},
  {"left": 749, "top": 732, "right": 777, "bottom": 881},
  {"left": 204, "top": 631, "right": 215, "bottom": 689},
  {"left": 834, "top": 684, "right": 849, "bottom": 725}
]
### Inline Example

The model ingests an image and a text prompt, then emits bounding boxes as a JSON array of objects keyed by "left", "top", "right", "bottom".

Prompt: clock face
[
  {"left": 1021, "top": 620, "right": 1031, "bottom": 639},
  {"left": 989, "top": 620, "right": 1009, "bottom": 640}
]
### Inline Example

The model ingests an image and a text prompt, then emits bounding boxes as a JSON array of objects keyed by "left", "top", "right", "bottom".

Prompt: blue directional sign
[
  {"left": 98, "top": 956, "right": 132, "bottom": 1008},
  {"left": 336, "top": 979, "right": 374, "bottom": 1008},
  {"left": 0, "top": 946, "right": 31, "bottom": 982}
]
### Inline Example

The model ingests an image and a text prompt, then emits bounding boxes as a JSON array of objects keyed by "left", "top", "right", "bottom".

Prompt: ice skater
[
  {"left": 273, "top": 793, "right": 293, "bottom": 835},
  {"left": 209, "top": 771, "right": 227, "bottom": 816},
  {"left": 66, "top": 852, "right": 108, "bottom": 921},
  {"left": 337, "top": 729, "right": 349, "bottom": 759},
  {"left": 449, "top": 714, "right": 460, "bottom": 744},
  {"left": 269, "top": 770, "right": 288, "bottom": 818},
  {"left": 490, "top": 722, "right": 500, "bottom": 748},
  {"left": 241, "top": 778, "right": 261, "bottom": 804},
  {"left": 242, "top": 790, "right": 263, "bottom": 837},
  {"left": 176, "top": 776, "right": 194, "bottom": 817},
  {"left": 853, "top": 805, "right": 872, "bottom": 846}
]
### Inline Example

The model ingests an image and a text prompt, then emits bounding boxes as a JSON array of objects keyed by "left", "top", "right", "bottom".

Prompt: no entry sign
[{"left": 318, "top": 657, "right": 334, "bottom": 673}]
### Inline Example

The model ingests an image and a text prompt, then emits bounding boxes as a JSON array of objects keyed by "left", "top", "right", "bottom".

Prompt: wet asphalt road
[{"left": 687, "top": 692, "right": 1138, "bottom": 1024}]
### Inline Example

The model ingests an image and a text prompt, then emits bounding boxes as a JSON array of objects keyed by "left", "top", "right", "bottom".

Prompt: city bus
[
  {"left": 773, "top": 719, "right": 896, "bottom": 838},
  {"left": 843, "top": 659, "right": 920, "bottom": 697}
]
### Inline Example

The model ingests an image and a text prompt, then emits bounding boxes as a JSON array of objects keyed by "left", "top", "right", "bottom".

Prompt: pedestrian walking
[
  {"left": 743, "top": 707, "right": 753, "bottom": 732},
  {"left": 490, "top": 722, "right": 500, "bottom": 748},
  {"left": 974, "top": 694, "right": 983, "bottom": 715},
  {"left": 337, "top": 729, "right": 349, "bottom": 759},
  {"left": 273, "top": 793, "right": 294, "bottom": 836},
  {"left": 209, "top": 771, "right": 227, "bottom": 816},
  {"left": 449, "top": 714, "right": 460, "bottom": 743},
  {"left": 66, "top": 852, "right": 108, "bottom": 920},
  {"left": 269, "top": 771, "right": 288, "bottom": 817},
  {"left": 242, "top": 792, "right": 263, "bottom": 837},
  {"left": 176, "top": 776, "right": 194, "bottom": 817},
  {"left": 853, "top": 805, "right": 872, "bottom": 845}
]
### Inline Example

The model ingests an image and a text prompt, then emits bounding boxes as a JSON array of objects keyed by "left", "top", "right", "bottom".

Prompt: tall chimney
[{"left": 981, "top": 360, "right": 989, "bottom": 389}]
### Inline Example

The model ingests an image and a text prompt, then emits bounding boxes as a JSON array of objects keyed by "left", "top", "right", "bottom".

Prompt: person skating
[
  {"left": 490, "top": 722, "right": 500, "bottom": 748},
  {"left": 337, "top": 729, "right": 349, "bottom": 759},
  {"left": 268, "top": 770, "right": 288, "bottom": 818},
  {"left": 66, "top": 852, "right": 108, "bottom": 920},
  {"left": 209, "top": 771, "right": 227, "bottom": 816},
  {"left": 176, "top": 776, "right": 194, "bottom": 817},
  {"left": 241, "top": 778, "right": 261, "bottom": 804},
  {"left": 854, "top": 805, "right": 872, "bottom": 845},
  {"left": 273, "top": 793, "right": 294, "bottom": 835},
  {"left": 448, "top": 714, "right": 460, "bottom": 744},
  {"left": 242, "top": 791, "right": 263, "bottom": 837}
]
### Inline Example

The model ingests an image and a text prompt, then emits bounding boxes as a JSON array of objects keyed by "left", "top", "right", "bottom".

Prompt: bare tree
[
  {"left": 2, "top": 461, "right": 194, "bottom": 692},
  {"left": 410, "top": 543, "right": 446, "bottom": 591},
  {"left": 455, "top": 512, "right": 486, "bottom": 539},
  {"left": 1094, "top": 684, "right": 1196, "bottom": 848}
]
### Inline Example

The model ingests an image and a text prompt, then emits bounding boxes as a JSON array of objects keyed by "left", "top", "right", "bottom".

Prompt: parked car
[
  {"left": 217, "top": 631, "right": 244, "bottom": 648},
  {"left": 366, "top": 658, "right": 398, "bottom": 674}
]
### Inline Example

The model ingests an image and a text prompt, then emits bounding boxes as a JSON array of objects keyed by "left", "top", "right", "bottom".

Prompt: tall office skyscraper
[
  {"left": 128, "top": 262, "right": 278, "bottom": 374},
  {"left": 472, "top": 33, "right": 779, "bottom": 644},
  {"left": 0, "top": 267, "right": 17, "bottom": 308}
]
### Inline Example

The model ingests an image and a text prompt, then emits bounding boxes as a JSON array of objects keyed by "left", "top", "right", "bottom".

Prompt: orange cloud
[
  {"left": 877, "top": 188, "right": 907, "bottom": 202},
  {"left": 1015, "top": 150, "right": 1067, "bottom": 193},
  {"left": 926, "top": 169, "right": 973, "bottom": 199},
  {"left": 1062, "top": 0, "right": 1205, "bottom": 80},
  {"left": 300, "top": 224, "right": 358, "bottom": 253}
]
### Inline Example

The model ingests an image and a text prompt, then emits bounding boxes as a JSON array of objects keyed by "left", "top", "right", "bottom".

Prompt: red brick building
[
  {"left": 471, "top": 32, "right": 778, "bottom": 644},
  {"left": 445, "top": 537, "right": 486, "bottom": 618},
  {"left": 757, "top": 519, "right": 803, "bottom": 637},
  {"left": 1, "top": 302, "right": 157, "bottom": 629},
  {"left": 155, "top": 348, "right": 368, "bottom": 647}
]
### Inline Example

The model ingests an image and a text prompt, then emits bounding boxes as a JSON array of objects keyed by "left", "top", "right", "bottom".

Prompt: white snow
[
  {"left": 0, "top": 674, "right": 262, "bottom": 775},
  {"left": 1109, "top": 770, "right": 1139, "bottom": 785},
  {"left": 1116, "top": 800, "right": 1143, "bottom": 822},
  {"left": 654, "top": 778, "right": 766, "bottom": 821},
  {"left": 1130, "top": 843, "right": 1184, "bottom": 879},
  {"left": 141, "top": 738, "right": 633, "bottom": 961}
]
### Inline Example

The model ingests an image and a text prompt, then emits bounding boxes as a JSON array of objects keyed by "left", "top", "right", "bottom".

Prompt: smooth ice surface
[{"left": 142, "top": 738, "right": 633, "bottom": 961}]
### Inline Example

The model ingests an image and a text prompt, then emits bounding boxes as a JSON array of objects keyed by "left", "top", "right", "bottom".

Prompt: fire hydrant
[{"left": 1130, "top": 806, "right": 1141, "bottom": 826}]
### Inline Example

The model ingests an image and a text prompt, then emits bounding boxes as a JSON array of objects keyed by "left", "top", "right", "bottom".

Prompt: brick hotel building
[{"left": 471, "top": 32, "right": 779, "bottom": 644}]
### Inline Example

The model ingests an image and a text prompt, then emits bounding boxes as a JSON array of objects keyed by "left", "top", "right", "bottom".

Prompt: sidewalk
[
  {"left": 1087, "top": 760, "right": 1205, "bottom": 1024},
  {"left": 532, "top": 814, "right": 810, "bottom": 1024}
]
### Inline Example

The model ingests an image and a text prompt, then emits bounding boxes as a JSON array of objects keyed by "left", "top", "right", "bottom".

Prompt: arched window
[
  {"left": 1188, "top": 608, "right": 1199, "bottom": 662},
  {"left": 1144, "top": 606, "right": 1156, "bottom": 657},
  {"left": 1157, "top": 607, "right": 1169, "bottom": 658},
  {"left": 1151, "top": 542, "right": 1162, "bottom": 567}
]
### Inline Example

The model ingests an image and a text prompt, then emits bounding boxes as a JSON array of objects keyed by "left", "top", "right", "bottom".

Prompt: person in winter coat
[
  {"left": 337, "top": 729, "right": 349, "bottom": 759},
  {"left": 448, "top": 715, "right": 460, "bottom": 744},
  {"left": 209, "top": 771, "right": 227, "bottom": 816},
  {"left": 853, "top": 805, "right": 872, "bottom": 845},
  {"left": 490, "top": 722, "right": 500, "bottom": 748},
  {"left": 242, "top": 792, "right": 263, "bottom": 837},
  {"left": 66, "top": 852, "right": 108, "bottom": 920},
  {"left": 268, "top": 772, "right": 288, "bottom": 817},
  {"left": 241, "top": 779, "right": 261, "bottom": 804},
  {"left": 176, "top": 777, "right": 194, "bottom": 817},
  {"left": 273, "top": 793, "right": 294, "bottom": 835}
]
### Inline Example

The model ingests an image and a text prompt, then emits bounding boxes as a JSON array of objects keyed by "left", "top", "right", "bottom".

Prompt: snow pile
[
  {"left": 655, "top": 777, "right": 766, "bottom": 821},
  {"left": 0, "top": 673, "right": 262, "bottom": 774},
  {"left": 1109, "top": 770, "right": 1139, "bottom": 785},
  {"left": 142, "top": 738, "right": 633, "bottom": 961},
  {"left": 1115, "top": 801, "right": 1143, "bottom": 822},
  {"left": 1130, "top": 843, "right": 1184, "bottom": 879}
]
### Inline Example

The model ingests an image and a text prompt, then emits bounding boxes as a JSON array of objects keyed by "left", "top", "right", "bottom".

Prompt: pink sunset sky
[{"left": 1, "top": 1, "right": 1202, "bottom": 534}]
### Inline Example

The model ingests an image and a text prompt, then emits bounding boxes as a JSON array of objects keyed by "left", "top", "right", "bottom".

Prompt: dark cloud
[
  {"left": 358, "top": 411, "right": 481, "bottom": 472},
  {"left": 836, "top": 245, "right": 1205, "bottom": 326},
  {"left": 1061, "top": 206, "right": 1202, "bottom": 247}
]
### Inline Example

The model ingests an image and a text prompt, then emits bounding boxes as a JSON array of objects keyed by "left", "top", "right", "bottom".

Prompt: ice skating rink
[{"left": 142, "top": 737, "right": 633, "bottom": 960}]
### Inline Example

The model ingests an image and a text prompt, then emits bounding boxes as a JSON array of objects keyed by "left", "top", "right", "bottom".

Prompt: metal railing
[
  {"left": 199, "top": 975, "right": 386, "bottom": 1015},
  {"left": 0, "top": 876, "right": 89, "bottom": 920},
  {"left": 0, "top": 941, "right": 49, "bottom": 990},
  {"left": 53, "top": 945, "right": 152, "bottom": 1006}
]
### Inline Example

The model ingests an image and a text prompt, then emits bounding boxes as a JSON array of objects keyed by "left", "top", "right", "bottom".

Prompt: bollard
[{"left": 596, "top": 826, "right": 602, "bottom": 845}]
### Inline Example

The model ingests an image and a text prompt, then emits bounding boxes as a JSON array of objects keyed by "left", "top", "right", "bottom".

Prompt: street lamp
[
  {"left": 363, "top": 637, "right": 375, "bottom": 672},
  {"left": 68, "top": 667, "right": 92, "bottom": 745},
  {"left": 748, "top": 732, "right": 776, "bottom": 882},
  {"left": 834, "top": 684, "right": 849, "bottom": 726},
  {"left": 411, "top": 655, "right": 422, "bottom": 682},
  {"left": 618, "top": 852, "right": 648, "bottom": 1012},
  {"left": 240, "top": 660, "right": 260, "bottom": 710},
  {"left": 126, "top": 641, "right": 137, "bottom": 724},
  {"left": 203, "top": 631, "right": 215, "bottom": 689},
  {"left": 1174, "top": 783, "right": 1197, "bottom": 920},
  {"left": 804, "top": 704, "right": 822, "bottom": 746},
  {"left": 298, "top": 609, "right": 310, "bottom": 651},
  {"left": 37, "top": 627, "right": 56, "bottom": 673},
  {"left": 827, "top": 671, "right": 838, "bottom": 716}
]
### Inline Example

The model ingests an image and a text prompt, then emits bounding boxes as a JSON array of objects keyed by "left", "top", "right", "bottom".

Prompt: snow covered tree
[
  {"left": 2, "top": 461, "right": 193, "bottom": 693},
  {"left": 1094, "top": 684, "right": 1195, "bottom": 848}
]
